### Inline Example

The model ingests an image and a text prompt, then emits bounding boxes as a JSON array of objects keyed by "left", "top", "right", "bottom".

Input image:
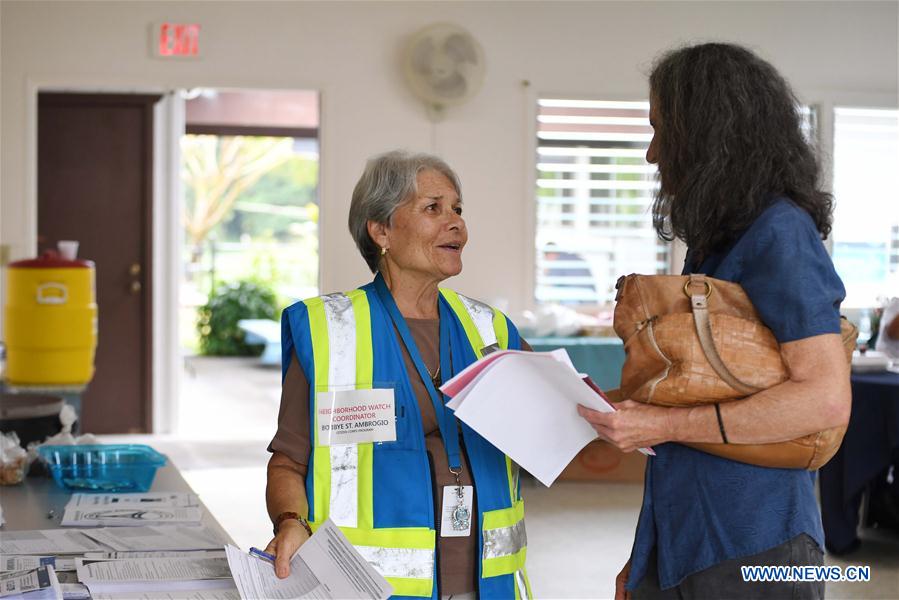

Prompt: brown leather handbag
[{"left": 612, "top": 273, "right": 857, "bottom": 470}]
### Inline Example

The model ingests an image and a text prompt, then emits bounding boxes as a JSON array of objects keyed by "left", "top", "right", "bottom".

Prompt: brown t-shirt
[{"left": 269, "top": 319, "right": 529, "bottom": 595}]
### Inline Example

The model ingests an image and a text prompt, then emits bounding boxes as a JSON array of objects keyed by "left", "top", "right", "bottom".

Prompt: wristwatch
[{"left": 273, "top": 511, "right": 312, "bottom": 537}]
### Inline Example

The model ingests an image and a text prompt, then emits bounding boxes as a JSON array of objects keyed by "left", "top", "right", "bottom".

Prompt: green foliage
[
  {"left": 197, "top": 280, "right": 278, "bottom": 356},
  {"left": 216, "top": 155, "right": 319, "bottom": 243},
  {"left": 181, "top": 135, "right": 295, "bottom": 247}
]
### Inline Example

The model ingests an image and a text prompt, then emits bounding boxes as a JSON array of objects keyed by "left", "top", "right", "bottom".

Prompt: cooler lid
[{"left": 9, "top": 250, "right": 94, "bottom": 269}]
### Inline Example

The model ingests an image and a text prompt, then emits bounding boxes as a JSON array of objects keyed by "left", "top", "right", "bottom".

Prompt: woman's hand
[
  {"left": 266, "top": 452, "right": 312, "bottom": 578},
  {"left": 578, "top": 400, "right": 679, "bottom": 452},
  {"left": 615, "top": 559, "right": 632, "bottom": 600},
  {"left": 263, "top": 519, "right": 311, "bottom": 578}
]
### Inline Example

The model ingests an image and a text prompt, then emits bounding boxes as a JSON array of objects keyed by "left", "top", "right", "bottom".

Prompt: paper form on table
[
  {"left": 79, "top": 525, "right": 225, "bottom": 552},
  {"left": 74, "top": 556, "right": 234, "bottom": 595}
]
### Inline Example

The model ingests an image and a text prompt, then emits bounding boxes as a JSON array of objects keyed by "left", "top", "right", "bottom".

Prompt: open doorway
[{"left": 176, "top": 89, "right": 320, "bottom": 439}]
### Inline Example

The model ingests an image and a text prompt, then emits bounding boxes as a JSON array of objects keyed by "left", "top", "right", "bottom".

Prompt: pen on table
[{"left": 249, "top": 547, "right": 275, "bottom": 563}]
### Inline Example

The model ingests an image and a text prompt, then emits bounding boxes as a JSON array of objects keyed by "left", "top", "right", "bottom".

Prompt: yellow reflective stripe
[
  {"left": 482, "top": 547, "right": 527, "bottom": 578},
  {"left": 340, "top": 526, "right": 435, "bottom": 549},
  {"left": 347, "top": 289, "right": 375, "bottom": 531},
  {"left": 482, "top": 500, "right": 527, "bottom": 577},
  {"left": 310, "top": 446, "right": 331, "bottom": 527},
  {"left": 439, "top": 288, "right": 486, "bottom": 356},
  {"left": 304, "top": 298, "right": 331, "bottom": 522},
  {"left": 493, "top": 308, "right": 509, "bottom": 349},
  {"left": 514, "top": 575, "right": 522, "bottom": 600},
  {"left": 304, "top": 297, "right": 330, "bottom": 403},
  {"left": 521, "top": 567, "right": 534, "bottom": 599},
  {"left": 348, "top": 289, "right": 372, "bottom": 388},
  {"left": 483, "top": 500, "right": 525, "bottom": 530},
  {"left": 505, "top": 455, "right": 516, "bottom": 504},
  {"left": 357, "top": 442, "right": 374, "bottom": 530},
  {"left": 386, "top": 577, "right": 433, "bottom": 597},
  {"left": 342, "top": 526, "right": 436, "bottom": 596}
]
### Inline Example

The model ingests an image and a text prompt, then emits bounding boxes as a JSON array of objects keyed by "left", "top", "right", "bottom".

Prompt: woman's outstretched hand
[
  {"left": 263, "top": 519, "right": 311, "bottom": 578},
  {"left": 577, "top": 400, "right": 677, "bottom": 452}
]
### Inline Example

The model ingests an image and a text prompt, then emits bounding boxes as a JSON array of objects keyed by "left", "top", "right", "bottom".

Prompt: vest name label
[{"left": 316, "top": 388, "right": 397, "bottom": 445}]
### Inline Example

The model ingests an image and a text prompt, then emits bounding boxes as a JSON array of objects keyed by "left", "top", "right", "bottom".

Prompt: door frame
[{"left": 25, "top": 78, "right": 182, "bottom": 433}]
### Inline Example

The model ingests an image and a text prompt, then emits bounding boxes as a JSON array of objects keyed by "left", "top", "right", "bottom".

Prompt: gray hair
[{"left": 348, "top": 150, "right": 462, "bottom": 273}]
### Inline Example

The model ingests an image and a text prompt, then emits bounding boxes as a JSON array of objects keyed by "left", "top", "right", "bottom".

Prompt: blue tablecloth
[
  {"left": 528, "top": 336, "right": 625, "bottom": 391},
  {"left": 819, "top": 370, "right": 899, "bottom": 553}
]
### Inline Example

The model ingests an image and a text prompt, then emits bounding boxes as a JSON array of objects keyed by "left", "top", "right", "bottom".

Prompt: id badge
[
  {"left": 315, "top": 388, "right": 396, "bottom": 445},
  {"left": 440, "top": 485, "right": 474, "bottom": 537}
]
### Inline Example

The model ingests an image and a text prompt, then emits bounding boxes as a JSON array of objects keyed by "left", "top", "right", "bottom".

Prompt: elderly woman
[
  {"left": 579, "top": 43, "right": 850, "bottom": 599},
  {"left": 264, "top": 151, "right": 531, "bottom": 600}
]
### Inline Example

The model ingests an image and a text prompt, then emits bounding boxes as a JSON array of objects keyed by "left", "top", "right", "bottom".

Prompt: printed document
[
  {"left": 74, "top": 557, "right": 234, "bottom": 595},
  {"left": 80, "top": 525, "right": 224, "bottom": 552},
  {"left": 82, "top": 551, "right": 226, "bottom": 560},
  {"left": 62, "top": 493, "right": 203, "bottom": 527},
  {"left": 1, "top": 557, "right": 77, "bottom": 573},
  {"left": 90, "top": 589, "right": 239, "bottom": 600},
  {"left": 61, "top": 506, "right": 203, "bottom": 527},
  {"left": 225, "top": 520, "right": 392, "bottom": 600},
  {"left": 0, "top": 566, "right": 62, "bottom": 599},
  {"left": 91, "top": 587, "right": 240, "bottom": 600},
  {"left": 441, "top": 349, "right": 653, "bottom": 486},
  {"left": 0, "top": 530, "right": 105, "bottom": 555},
  {"left": 66, "top": 493, "right": 200, "bottom": 509}
]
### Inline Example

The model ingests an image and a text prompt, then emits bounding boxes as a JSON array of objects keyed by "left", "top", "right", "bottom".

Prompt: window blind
[
  {"left": 831, "top": 107, "right": 899, "bottom": 308},
  {"left": 535, "top": 99, "right": 666, "bottom": 305}
]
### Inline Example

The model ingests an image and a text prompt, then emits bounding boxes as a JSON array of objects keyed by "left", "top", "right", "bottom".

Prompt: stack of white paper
[
  {"left": 440, "top": 349, "right": 653, "bottom": 487},
  {"left": 225, "top": 520, "right": 392, "bottom": 600},
  {"left": 90, "top": 590, "right": 238, "bottom": 600},
  {"left": 74, "top": 556, "right": 235, "bottom": 596},
  {"left": 0, "top": 517, "right": 230, "bottom": 599}
]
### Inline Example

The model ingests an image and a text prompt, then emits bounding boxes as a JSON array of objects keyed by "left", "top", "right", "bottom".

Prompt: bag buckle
[{"left": 683, "top": 278, "right": 712, "bottom": 299}]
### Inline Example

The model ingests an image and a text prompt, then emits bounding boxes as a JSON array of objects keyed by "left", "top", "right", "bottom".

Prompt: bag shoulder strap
[{"left": 687, "top": 275, "right": 761, "bottom": 396}]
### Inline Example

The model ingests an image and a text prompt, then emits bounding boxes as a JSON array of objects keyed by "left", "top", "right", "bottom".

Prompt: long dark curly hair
[{"left": 649, "top": 43, "right": 833, "bottom": 260}]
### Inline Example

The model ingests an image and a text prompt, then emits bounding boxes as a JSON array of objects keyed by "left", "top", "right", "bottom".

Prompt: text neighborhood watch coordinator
[{"left": 319, "top": 404, "right": 392, "bottom": 414}]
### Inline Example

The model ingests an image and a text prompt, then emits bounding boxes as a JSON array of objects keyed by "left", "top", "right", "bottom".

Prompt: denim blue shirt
[{"left": 626, "top": 198, "right": 846, "bottom": 590}]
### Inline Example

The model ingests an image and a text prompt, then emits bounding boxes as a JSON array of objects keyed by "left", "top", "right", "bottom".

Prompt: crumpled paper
[
  {"left": 25, "top": 403, "right": 100, "bottom": 467},
  {"left": 0, "top": 430, "right": 29, "bottom": 484}
]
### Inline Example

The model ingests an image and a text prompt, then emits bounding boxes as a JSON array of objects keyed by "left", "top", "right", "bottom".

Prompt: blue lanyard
[{"left": 373, "top": 274, "right": 462, "bottom": 471}]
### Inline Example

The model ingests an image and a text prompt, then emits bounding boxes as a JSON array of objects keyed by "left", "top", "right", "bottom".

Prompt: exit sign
[{"left": 154, "top": 22, "right": 201, "bottom": 58}]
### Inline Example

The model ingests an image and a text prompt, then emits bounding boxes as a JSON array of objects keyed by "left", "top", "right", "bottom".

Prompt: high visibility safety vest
[{"left": 281, "top": 279, "right": 532, "bottom": 600}]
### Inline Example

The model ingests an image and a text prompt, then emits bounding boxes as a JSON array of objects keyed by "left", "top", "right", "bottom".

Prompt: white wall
[{"left": 2, "top": 0, "right": 897, "bottom": 315}]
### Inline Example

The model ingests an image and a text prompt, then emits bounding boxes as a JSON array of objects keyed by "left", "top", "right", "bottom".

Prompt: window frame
[{"left": 527, "top": 92, "right": 674, "bottom": 311}]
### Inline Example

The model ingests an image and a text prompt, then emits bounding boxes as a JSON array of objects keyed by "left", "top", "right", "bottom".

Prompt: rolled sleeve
[{"left": 267, "top": 352, "right": 312, "bottom": 471}]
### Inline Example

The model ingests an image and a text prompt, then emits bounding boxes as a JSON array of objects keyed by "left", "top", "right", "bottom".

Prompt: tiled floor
[{"left": 105, "top": 357, "right": 899, "bottom": 598}]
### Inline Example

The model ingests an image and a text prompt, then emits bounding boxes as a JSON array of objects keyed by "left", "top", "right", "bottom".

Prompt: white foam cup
[{"left": 57, "top": 240, "right": 79, "bottom": 260}]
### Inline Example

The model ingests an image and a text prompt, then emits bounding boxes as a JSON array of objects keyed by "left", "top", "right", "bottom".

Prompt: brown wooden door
[{"left": 38, "top": 93, "right": 161, "bottom": 433}]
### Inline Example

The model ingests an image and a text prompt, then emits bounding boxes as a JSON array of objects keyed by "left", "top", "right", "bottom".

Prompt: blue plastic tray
[{"left": 38, "top": 444, "right": 166, "bottom": 493}]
